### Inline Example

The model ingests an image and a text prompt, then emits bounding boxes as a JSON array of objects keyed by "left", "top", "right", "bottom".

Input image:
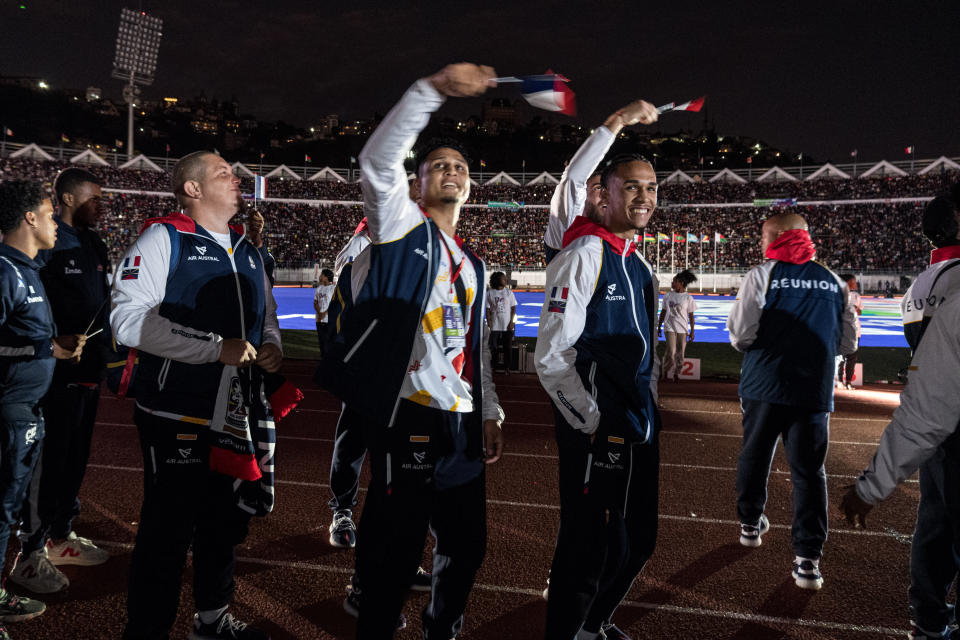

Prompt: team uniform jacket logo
[
  {"left": 188, "top": 245, "right": 220, "bottom": 262},
  {"left": 25, "top": 285, "right": 43, "bottom": 304},
  {"left": 607, "top": 451, "right": 621, "bottom": 465},
  {"left": 178, "top": 448, "right": 192, "bottom": 458},
  {"left": 121, "top": 255, "right": 141, "bottom": 280},
  {"left": 412, "top": 451, "right": 427, "bottom": 464},
  {"left": 548, "top": 286, "right": 569, "bottom": 313},
  {"left": 605, "top": 282, "right": 626, "bottom": 302},
  {"left": 197, "top": 246, "right": 207, "bottom": 256},
  {"left": 249, "top": 255, "right": 257, "bottom": 270}
]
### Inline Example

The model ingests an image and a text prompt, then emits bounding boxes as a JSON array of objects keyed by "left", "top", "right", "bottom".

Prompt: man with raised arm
[
  {"left": 318, "top": 64, "right": 504, "bottom": 639},
  {"left": 535, "top": 152, "right": 661, "bottom": 640},
  {"left": 544, "top": 100, "right": 659, "bottom": 264},
  {"left": 111, "top": 151, "right": 282, "bottom": 640}
]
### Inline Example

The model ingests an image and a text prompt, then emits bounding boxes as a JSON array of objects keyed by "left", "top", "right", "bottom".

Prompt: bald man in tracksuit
[
  {"left": 536, "top": 151, "right": 661, "bottom": 640},
  {"left": 728, "top": 213, "right": 857, "bottom": 591}
]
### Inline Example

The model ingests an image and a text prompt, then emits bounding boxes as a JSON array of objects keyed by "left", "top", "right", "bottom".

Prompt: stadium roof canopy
[
  {"left": 9, "top": 143, "right": 55, "bottom": 161},
  {"left": 231, "top": 162, "right": 255, "bottom": 177},
  {"left": 308, "top": 167, "right": 346, "bottom": 182},
  {"left": 805, "top": 163, "right": 851, "bottom": 180},
  {"left": 485, "top": 171, "right": 520, "bottom": 186},
  {"left": 70, "top": 149, "right": 110, "bottom": 166},
  {"left": 119, "top": 154, "right": 164, "bottom": 172},
  {"left": 709, "top": 168, "right": 747, "bottom": 183},
  {"left": 265, "top": 164, "right": 301, "bottom": 180},
  {"left": 860, "top": 160, "right": 907, "bottom": 177},
  {"left": 526, "top": 171, "right": 559, "bottom": 186},
  {"left": 662, "top": 169, "right": 694, "bottom": 184},
  {"left": 756, "top": 166, "right": 798, "bottom": 182},
  {"left": 919, "top": 156, "right": 960, "bottom": 175}
]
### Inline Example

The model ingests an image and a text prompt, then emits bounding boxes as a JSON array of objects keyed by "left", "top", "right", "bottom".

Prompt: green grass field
[{"left": 283, "top": 329, "right": 909, "bottom": 385}]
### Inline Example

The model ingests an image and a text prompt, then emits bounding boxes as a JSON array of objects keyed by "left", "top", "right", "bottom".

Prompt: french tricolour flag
[
  {"left": 254, "top": 175, "right": 267, "bottom": 200},
  {"left": 518, "top": 72, "right": 576, "bottom": 116},
  {"left": 548, "top": 286, "right": 569, "bottom": 313}
]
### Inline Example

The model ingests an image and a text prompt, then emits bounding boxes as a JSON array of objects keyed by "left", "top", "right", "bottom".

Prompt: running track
[{"left": 14, "top": 363, "right": 917, "bottom": 639}]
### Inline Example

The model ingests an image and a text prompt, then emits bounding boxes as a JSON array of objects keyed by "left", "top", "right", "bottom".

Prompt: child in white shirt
[{"left": 658, "top": 270, "right": 697, "bottom": 382}]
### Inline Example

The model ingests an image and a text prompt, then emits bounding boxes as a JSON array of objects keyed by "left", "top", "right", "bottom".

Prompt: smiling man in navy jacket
[
  {"left": 535, "top": 151, "right": 661, "bottom": 640},
  {"left": 319, "top": 64, "right": 504, "bottom": 640},
  {"left": 727, "top": 212, "right": 857, "bottom": 591}
]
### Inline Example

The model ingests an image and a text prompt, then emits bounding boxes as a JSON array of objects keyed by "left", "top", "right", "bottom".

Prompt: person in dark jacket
[
  {"left": 12, "top": 168, "right": 111, "bottom": 596},
  {"left": 0, "top": 180, "right": 84, "bottom": 638},
  {"left": 727, "top": 212, "right": 857, "bottom": 591}
]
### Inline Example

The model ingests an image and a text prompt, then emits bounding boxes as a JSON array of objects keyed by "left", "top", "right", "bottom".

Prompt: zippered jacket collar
[
  {"left": 562, "top": 216, "right": 637, "bottom": 255},
  {"left": 140, "top": 212, "right": 245, "bottom": 245},
  {"left": 931, "top": 244, "right": 960, "bottom": 265}
]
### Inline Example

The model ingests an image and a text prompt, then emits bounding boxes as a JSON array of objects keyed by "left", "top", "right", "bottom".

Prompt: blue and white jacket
[
  {"left": 0, "top": 244, "right": 56, "bottom": 405},
  {"left": 110, "top": 214, "right": 281, "bottom": 421},
  {"left": 535, "top": 216, "right": 660, "bottom": 442},
  {"left": 728, "top": 246, "right": 857, "bottom": 412},
  {"left": 316, "top": 79, "right": 502, "bottom": 458}
]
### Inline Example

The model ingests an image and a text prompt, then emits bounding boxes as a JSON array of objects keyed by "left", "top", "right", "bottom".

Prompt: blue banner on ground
[{"left": 274, "top": 289, "right": 908, "bottom": 348}]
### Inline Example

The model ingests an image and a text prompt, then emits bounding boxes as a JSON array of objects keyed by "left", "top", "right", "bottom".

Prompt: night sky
[{"left": 2, "top": 0, "right": 958, "bottom": 163}]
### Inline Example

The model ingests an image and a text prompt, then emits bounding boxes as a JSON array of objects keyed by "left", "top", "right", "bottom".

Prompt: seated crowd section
[{"left": 1, "top": 157, "right": 954, "bottom": 275}]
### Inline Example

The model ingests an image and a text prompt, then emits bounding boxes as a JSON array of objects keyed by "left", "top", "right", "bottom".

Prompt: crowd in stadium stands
[{"left": 0, "top": 156, "right": 947, "bottom": 277}]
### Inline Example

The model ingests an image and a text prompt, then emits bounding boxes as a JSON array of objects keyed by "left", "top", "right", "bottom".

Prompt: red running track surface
[{"left": 11, "top": 362, "right": 915, "bottom": 639}]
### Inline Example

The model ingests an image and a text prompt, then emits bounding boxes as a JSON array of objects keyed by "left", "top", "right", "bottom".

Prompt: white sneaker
[
  {"left": 739, "top": 514, "right": 770, "bottom": 548},
  {"left": 792, "top": 556, "right": 824, "bottom": 591},
  {"left": 47, "top": 532, "right": 109, "bottom": 566},
  {"left": 8, "top": 548, "right": 69, "bottom": 594}
]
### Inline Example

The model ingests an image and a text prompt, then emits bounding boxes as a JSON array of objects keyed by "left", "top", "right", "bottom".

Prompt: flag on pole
[
  {"left": 499, "top": 71, "right": 576, "bottom": 116},
  {"left": 687, "top": 232, "right": 699, "bottom": 243},
  {"left": 656, "top": 96, "right": 706, "bottom": 114},
  {"left": 905, "top": 146, "right": 914, "bottom": 155},
  {"left": 673, "top": 232, "right": 686, "bottom": 243},
  {"left": 850, "top": 149, "right": 858, "bottom": 158},
  {"left": 700, "top": 233, "right": 710, "bottom": 243},
  {"left": 643, "top": 232, "right": 655, "bottom": 243},
  {"left": 260, "top": 152, "right": 265, "bottom": 160},
  {"left": 714, "top": 232, "right": 727, "bottom": 243},
  {"left": 254, "top": 176, "right": 267, "bottom": 200},
  {"left": 165, "top": 143, "right": 171, "bottom": 153},
  {"left": 4, "top": 128, "right": 12, "bottom": 137},
  {"left": 480, "top": 160, "right": 486, "bottom": 168},
  {"left": 60, "top": 133, "right": 70, "bottom": 143},
  {"left": 746, "top": 156, "right": 753, "bottom": 164},
  {"left": 657, "top": 232, "right": 670, "bottom": 243},
  {"left": 304, "top": 154, "right": 311, "bottom": 163}
]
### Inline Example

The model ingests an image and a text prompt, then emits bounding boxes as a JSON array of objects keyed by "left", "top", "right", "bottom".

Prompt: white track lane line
[
  {"left": 88, "top": 539, "right": 907, "bottom": 637},
  {"left": 85, "top": 464, "right": 914, "bottom": 540}
]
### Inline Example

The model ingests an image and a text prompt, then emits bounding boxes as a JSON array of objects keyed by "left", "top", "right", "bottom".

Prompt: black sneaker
[
  {"left": 410, "top": 566, "right": 432, "bottom": 592},
  {"left": 343, "top": 588, "right": 406, "bottom": 630},
  {"left": 0, "top": 593, "right": 46, "bottom": 623},
  {"left": 329, "top": 510, "right": 357, "bottom": 548},
  {"left": 188, "top": 612, "right": 269, "bottom": 640}
]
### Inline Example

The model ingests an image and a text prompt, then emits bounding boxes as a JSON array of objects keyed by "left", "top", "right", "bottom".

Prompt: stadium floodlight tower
[{"left": 111, "top": 8, "right": 163, "bottom": 161}]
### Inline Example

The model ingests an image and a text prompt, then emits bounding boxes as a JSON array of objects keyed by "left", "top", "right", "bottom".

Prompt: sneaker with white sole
[
  {"left": 47, "top": 532, "right": 110, "bottom": 566},
  {"left": 8, "top": 549, "right": 69, "bottom": 594},
  {"left": 329, "top": 510, "right": 356, "bottom": 548},
  {"left": 739, "top": 514, "right": 770, "bottom": 547},
  {"left": 792, "top": 557, "right": 823, "bottom": 590},
  {"left": 188, "top": 611, "right": 269, "bottom": 640},
  {"left": 908, "top": 623, "right": 954, "bottom": 639},
  {"left": 600, "top": 623, "right": 632, "bottom": 639},
  {"left": 0, "top": 592, "right": 46, "bottom": 623}
]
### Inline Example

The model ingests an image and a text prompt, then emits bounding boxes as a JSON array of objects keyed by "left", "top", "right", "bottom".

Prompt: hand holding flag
[
  {"left": 429, "top": 63, "right": 497, "bottom": 98},
  {"left": 656, "top": 96, "right": 705, "bottom": 114},
  {"left": 615, "top": 99, "right": 658, "bottom": 126}
]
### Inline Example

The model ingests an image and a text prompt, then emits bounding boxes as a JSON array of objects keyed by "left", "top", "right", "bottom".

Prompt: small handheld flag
[
  {"left": 254, "top": 175, "right": 267, "bottom": 200},
  {"left": 496, "top": 71, "right": 576, "bottom": 116},
  {"left": 656, "top": 96, "right": 705, "bottom": 114}
]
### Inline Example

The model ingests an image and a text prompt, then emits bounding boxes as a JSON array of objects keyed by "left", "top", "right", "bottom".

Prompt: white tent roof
[
  {"left": 526, "top": 171, "right": 559, "bottom": 186},
  {"left": 484, "top": 171, "right": 520, "bottom": 186},
  {"left": 9, "top": 143, "right": 55, "bottom": 161},
  {"left": 231, "top": 161, "right": 255, "bottom": 177},
  {"left": 709, "top": 168, "right": 747, "bottom": 184},
  {"left": 756, "top": 166, "right": 798, "bottom": 182},
  {"left": 265, "top": 164, "right": 301, "bottom": 180},
  {"left": 918, "top": 156, "right": 960, "bottom": 175},
  {"left": 662, "top": 169, "right": 694, "bottom": 184},
  {"left": 860, "top": 160, "right": 907, "bottom": 178},
  {"left": 119, "top": 154, "right": 164, "bottom": 172},
  {"left": 307, "top": 167, "right": 346, "bottom": 182},
  {"left": 69, "top": 149, "right": 110, "bottom": 166},
  {"left": 804, "top": 163, "right": 851, "bottom": 180}
]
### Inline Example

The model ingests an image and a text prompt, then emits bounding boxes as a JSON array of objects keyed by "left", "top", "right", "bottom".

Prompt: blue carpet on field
[{"left": 274, "top": 288, "right": 908, "bottom": 348}]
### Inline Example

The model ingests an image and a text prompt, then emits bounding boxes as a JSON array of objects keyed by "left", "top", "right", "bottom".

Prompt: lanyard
[{"left": 439, "top": 234, "right": 465, "bottom": 297}]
